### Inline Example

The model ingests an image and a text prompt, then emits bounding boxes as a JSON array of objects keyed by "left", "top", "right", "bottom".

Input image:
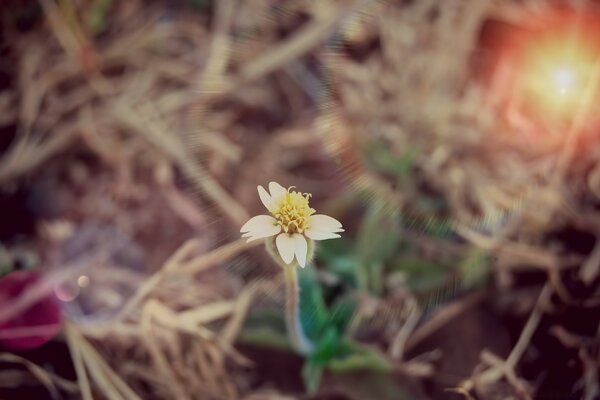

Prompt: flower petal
[
  {"left": 293, "top": 234, "right": 308, "bottom": 267},
  {"left": 240, "top": 215, "right": 281, "bottom": 241},
  {"left": 257, "top": 185, "right": 274, "bottom": 212},
  {"left": 304, "top": 229, "right": 341, "bottom": 241},
  {"left": 308, "top": 214, "right": 343, "bottom": 233},
  {"left": 276, "top": 233, "right": 296, "bottom": 264},
  {"left": 268, "top": 181, "right": 287, "bottom": 202}
]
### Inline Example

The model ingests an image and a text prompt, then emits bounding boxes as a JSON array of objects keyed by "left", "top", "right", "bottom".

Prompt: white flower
[{"left": 240, "top": 182, "right": 344, "bottom": 267}]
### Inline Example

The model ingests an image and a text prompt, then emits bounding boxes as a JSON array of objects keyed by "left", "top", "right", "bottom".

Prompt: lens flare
[
  {"left": 488, "top": 9, "right": 600, "bottom": 130},
  {"left": 552, "top": 66, "right": 576, "bottom": 94},
  {"left": 518, "top": 37, "right": 597, "bottom": 121}
]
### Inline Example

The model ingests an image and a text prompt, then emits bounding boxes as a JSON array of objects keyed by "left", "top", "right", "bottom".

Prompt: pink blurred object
[{"left": 0, "top": 271, "right": 62, "bottom": 350}]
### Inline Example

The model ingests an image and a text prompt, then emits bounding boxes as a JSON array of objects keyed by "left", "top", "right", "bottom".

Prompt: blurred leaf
[
  {"left": 239, "top": 310, "right": 292, "bottom": 350},
  {"left": 328, "top": 340, "right": 392, "bottom": 373},
  {"left": 238, "top": 326, "right": 292, "bottom": 352},
  {"left": 0, "top": 247, "right": 10, "bottom": 278},
  {"left": 302, "top": 358, "right": 324, "bottom": 394},
  {"left": 243, "top": 309, "right": 287, "bottom": 333},
  {"left": 317, "top": 237, "right": 358, "bottom": 286},
  {"left": 391, "top": 258, "right": 448, "bottom": 294},
  {"left": 327, "top": 254, "right": 358, "bottom": 286},
  {"left": 458, "top": 246, "right": 489, "bottom": 289},
  {"left": 298, "top": 267, "right": 329, "bottom": 340},
  {"left": 310, "top": 328, "right": 341, "bottom": 365},
  {"left": 326, "top": 297, "right": 356, "bottom": 334},
  {"left": 400, "top": 203, "right": 451, "bottom": 240},
  {"left": 189, "top": 0, "right": 213, "bottom": 10},
  {"left": 294, "top": 267, "right": 393, "bottom": 393},
  {"left": 303, "top": 328, "right": 340, "bottom": 393},
  {"left": 303, "top": 332, "right": 392, "bottom": 393},
  {"left": 317, "top": 235, "right": 355, "bottom": 260},
  {"left": 364, "top": 142, "right": 418, "bottom": 180},
  {"left": 86, "top": 0, "right": 113, "bottom": 34},
  {"left": 357, "top": 205, "right": 401, "bottom": 263},
  {"left": 324, "top": 370, "right": 418, "bottom": 400},
  {"left": 0, "top": 264, "right": 11, "bottom": 278},
  {"left": 356, "top": 205, "right": 401, "bottom": 293}
]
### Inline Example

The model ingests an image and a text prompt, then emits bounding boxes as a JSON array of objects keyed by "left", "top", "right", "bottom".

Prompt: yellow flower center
[{"left": 272, "top": 188, "right": 315, "bottom": 234}]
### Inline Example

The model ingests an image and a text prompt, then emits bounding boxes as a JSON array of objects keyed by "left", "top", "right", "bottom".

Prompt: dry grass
[{"left": 1, "top": 0, "right": 600, "bottom": 399}]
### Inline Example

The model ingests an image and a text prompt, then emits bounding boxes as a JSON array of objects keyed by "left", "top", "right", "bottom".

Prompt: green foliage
[
  {"left": 316, "top": 237, "right": 356, "bottom": 286},
  {"left": 298, "top": 267, "right": 356, "bottom": 339},
  {"left": 326, "top": 297, "right": 356, "bottom": 335},
  {"left": 0, "top": 263, "right": 11, "bottom": 278},
  {"left": 237, "top": 325, "right": 292, "bottom": 352},
  {"left": 318, "top": 202, "right": 403, "bottom": 294},
  {"left": 241, "top": 181, "right": 490, "bottom": 395},
  {"left": 0, "top": 247, "right": 11, "bottom": 278},
  {"left": 238, "top": 267, "right": 391, "bottom": 394},
  {"left": 458, "top": 246, "right": 490, "bottom": 289},
  {"left": 302, "top": 326, "right": 392, "bottom": 393},
  {"left": 86, "top": 0, "right": 114, "bottom": 34},
  {"left": 188, "top": 0, "right": 213, "bottom": 10},
  {"left": 297, "top": 268, "right": 391, "bottom": 393},
  {"left": 238, "top": 310, "right": 291, "bottom": 351},
  {"left": 356, "top": 204, "right": 402, "bottom": 294},
  {"left": 302, "top": 356, "right": 324, "bottom": 394},
  {"left": 328, "top": 340, "right": 391, "bottom": 373},
  {"left": 297, "top": 267, "right": 329, "bottom": 340},
  {"left": 364, "top": 142, "right": 418, "bottom": 183}
]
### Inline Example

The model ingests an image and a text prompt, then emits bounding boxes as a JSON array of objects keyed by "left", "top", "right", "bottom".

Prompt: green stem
[
  {"left": 265, "top": 238, "right": 314, "bottom": 354},
  {"left": 283, "top": 264, "right": 314, "bottom": 355}
]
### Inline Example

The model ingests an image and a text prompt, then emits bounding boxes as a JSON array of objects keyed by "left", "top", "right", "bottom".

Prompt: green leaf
[
  {"left": 238, "top": 310, "right": 292, "bottom": 350},
  {"left": 324, "top": 370, "right": 417, "bottom": 400},
  {"left": 327, "top": 254, "right": 358, "bottom": 286},
  {"left": 357, "top": 205, "right": 401, "bottom": 263},
  {"left": 297, "top": 268, "right": 329, "bottom": 340},
  {"left": 237, "top": 326, "right": 292, "bottom": 352},
  {"left": 326, "top": 297, "right": 356, "bottom": 334},
  {"left": 189, "top": 0, "right": 213, "bottom": 9},
  {"left": 317, "top": 237, "right": 358, "bottom": 286},
  {"left": 0, "top": 264, "right": 11, "bottom": 278},
  {"left": 302, "top": 327, "right": 339, "bottom": 392},
  {"left": 399, "top": 206, "right": 452, "bottom": 240},
  {"left": 303, "top": 335, "right": 393, "bottom": 393},
  {"left": 310, "top": 328, "right": 341, "bottom": 365},
  {"left": 317, "top": 235, "right": 355, "bottom": 258},
  {"left": 302, "top": 359, "right": 324, "bottom": 394},
  {"left": 328, "top": 340, "right": 392, "bottom": 373},
  {"left": 458, "top": 246, "right": 489, "bottom": 289},
  {"left": 364, "top": 142, "right": 418, "bottom": 180},
  {"left": 356, "top": 205, "right": 401, "bottom": 293},
  {"left": 395, "top": 258, "right": 449, "bottom": 294},
  {"left": 243, "top": 309, "right": 286, "bottom": 333},
  {"left": 86, "top": 0, "right": 114, "bottom": 34}
]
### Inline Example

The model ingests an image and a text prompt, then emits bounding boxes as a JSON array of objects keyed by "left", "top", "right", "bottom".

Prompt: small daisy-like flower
[{"left": 241, "top": 182, "right": 343, "bottom": 267}]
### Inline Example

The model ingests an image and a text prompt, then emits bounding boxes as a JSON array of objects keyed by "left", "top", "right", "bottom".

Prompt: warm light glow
[
  {"left": 77, "top": 275, "right": 90, "bottom": 288},
  {"left": 518, "top": 38, "right": 596, "bottom": 120},
  {"left": 489, "top": 9, "right": 600, "bottom": 129},
  {"left": 552, "top": 66, "right": 576, "bottom": 95}
]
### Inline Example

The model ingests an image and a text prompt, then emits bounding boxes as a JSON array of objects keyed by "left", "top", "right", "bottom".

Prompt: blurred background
[{"left": 1, "top": 0, "right": 599, "bottom": 399}]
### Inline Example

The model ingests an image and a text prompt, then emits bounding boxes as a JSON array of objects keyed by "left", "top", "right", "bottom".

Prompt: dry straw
[{"left": 1, "top": 0, "right": 599, "bottom": 398}]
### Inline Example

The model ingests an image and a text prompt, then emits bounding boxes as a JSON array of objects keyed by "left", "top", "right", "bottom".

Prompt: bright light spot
[
  {"left": 517, "top": 40, "right": 597, "bottom": 121},
  {"left": 77, "top": 275, "right": 90, "bottom": 288},
  {"left": 491, "top": 9, "right": 600, "bottom": 135},
  {"left": 551, "top": 66, "right": 576, "bottom": 94}
]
